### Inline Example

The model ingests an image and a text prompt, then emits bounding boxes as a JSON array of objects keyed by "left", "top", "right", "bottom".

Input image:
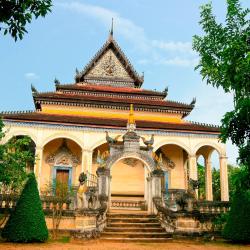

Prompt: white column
[
  {"left": 205, "top": 159, "right": 213, "bottom": 201},
  {"left": 188, "top": 155, "right": 198, "bottom": 180},
  {"left": 81, "top": 149, "right": 93, "bottom": 174},
  {"left": 188, "top": 155, "right": 198, "bottom": 198},
  {"left": 34, "top": 146, "right": 43, "bottom": 191},
  {"left": 220, "top": 156, "right": 229, "bottom": 201}
]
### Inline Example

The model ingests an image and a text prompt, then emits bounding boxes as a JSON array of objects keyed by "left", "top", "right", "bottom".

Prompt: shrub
[
  {"left": 2, "top": 173, "right": 48, "bottom": 242},
  {"left": 223, "top": 190, "right": 250, "bottom": 243}
]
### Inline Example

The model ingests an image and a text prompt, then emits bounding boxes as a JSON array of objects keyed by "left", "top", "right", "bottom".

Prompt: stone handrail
[
  {"left": 111, "top": 199, "right": 146, "bottom": 210},
  {"left": 193, "top": 200, "right": 230, "bottom": 214}
]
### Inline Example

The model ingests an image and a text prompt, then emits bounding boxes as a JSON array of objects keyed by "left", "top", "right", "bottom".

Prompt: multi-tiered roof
[{"left": 1, "top": 31, "right": 219, "bottom": 134}]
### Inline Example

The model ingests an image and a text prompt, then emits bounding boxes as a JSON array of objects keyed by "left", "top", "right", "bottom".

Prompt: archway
[
  {"left": 155, "top": 143, "right": 189, "bottom": 193},
  {"left": 41, "top": 138, "right": 81, "bottom": 192},
  {"left": 109, "top": 157, "right": 149, "bottom": 211},
  {"left": 196, "top": 145, "right": 221, "bottom": 201}
]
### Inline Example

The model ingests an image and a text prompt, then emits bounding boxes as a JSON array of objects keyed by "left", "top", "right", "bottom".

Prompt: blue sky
[{"left": 1, "top": 0, "right": 249, "bottom": 165}]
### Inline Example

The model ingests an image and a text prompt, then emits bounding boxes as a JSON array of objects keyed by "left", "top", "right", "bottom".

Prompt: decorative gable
[
  {"left": 85, "top": 48, "right": 134, "bottom": 83},
  {"left": 76, "top": 37, "right": 143, "bottom": 87}
]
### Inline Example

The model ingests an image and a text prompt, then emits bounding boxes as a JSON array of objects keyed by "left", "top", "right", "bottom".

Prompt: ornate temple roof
[
  {"left": 55, "top": 83, "right": 167, "bottom": 99},
  {"left": 32, "top": 90, "right": 194, "bottom": 117},
  {"left": 1, "top": 28, "right": 218, "bottom": 135}
]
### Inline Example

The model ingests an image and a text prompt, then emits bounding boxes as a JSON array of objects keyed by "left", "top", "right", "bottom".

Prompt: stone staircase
[{"left": 100, "top": 212, "right": 172, "bottom": 242}]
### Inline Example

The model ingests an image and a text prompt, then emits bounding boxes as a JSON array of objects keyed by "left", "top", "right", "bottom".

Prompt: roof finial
[
  {"left": 109, "top": 18, "right": 114, "bottom": 40},
  {"left": 127, "top": 104, "right": 136, "bottom": 131}
]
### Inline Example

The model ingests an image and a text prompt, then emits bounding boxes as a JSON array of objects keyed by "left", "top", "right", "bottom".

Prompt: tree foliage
[
  {"left": 223, "top": 189, "right": 250, "bottom": 243},
  {"left": 193, "top": 0, "right": 250, "bottom": 169},
  {"left": 194, "top": 1, "right": 250, "bottom": 242},
  {"left": 2, "top": 173, "right": 48, "bottom": 242},
  {"left": 0, "top": 0, "right": 52, "bottom": 41},
  {"left": 43, "top": 180, "right": 73, "bottom": 239},
  {"left": 0, "top": 118, "right": 35, "bottom": 191},
  {"left": 198, "top": 163, "right": 241, "bottom": 200}
]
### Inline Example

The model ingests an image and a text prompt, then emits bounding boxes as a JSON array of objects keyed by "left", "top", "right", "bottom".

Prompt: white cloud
[
  {"left": 56, "top": 2, "right": 148, "bottom": 50},
  {"left": 152, "top": 40, "right": 195, "bottom": 54},
  {"left": 56, "top": 2, "right": 197, "bottom": 64},
  {"left": 24, "top": 72, "right": 39, "bottom": 80},
  {"left": 159, "top": 57, "right": 199, "bottom": 67}
]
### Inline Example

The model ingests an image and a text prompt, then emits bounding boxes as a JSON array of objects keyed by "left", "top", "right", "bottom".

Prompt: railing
[
  {"left": 0, "top": 194, "right": 72, "bottom": 212},
  {"left": 41, "top": 196, "right": 72, "bottom": 211},
  {"left": 193, "top": 201, "right": 230, "bottom": 214},
  {"left": 86, "top": 171, "right": 97, "bottom": 187},
  {"left": 111, "top": 200, "right": 146, "bottom": 210},
  {"left": 0, "top": 194, "right": 19, "bottom": 210},
  {"left": 162, "top": 190, "right": 230, "bottom": 214}
]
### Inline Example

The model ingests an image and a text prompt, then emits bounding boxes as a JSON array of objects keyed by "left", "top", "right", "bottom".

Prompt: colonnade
[{"left": 7, "top": 133, "right": 229, "bottom": 202}]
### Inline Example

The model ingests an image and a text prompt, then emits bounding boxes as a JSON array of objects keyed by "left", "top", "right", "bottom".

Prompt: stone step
[
  {"left": 100, "top": 237, "right": 172, "bottom": 243},
  {"left": 107, "top": 222, "right": 161, "bottom": 228},
  {"left": 107, "top": 217, "right": 158, "bottom": 223},
  {"left": 107, "top": 213, "right": 155, "bottom": 218},
  {"left": 104, "top": 227, "right": 165, "bottom": 232},
  {"left": 101, "top": 232, "right": 171, "bottom": 238}
]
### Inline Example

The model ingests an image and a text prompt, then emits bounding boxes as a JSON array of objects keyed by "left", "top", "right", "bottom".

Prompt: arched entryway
[
  {"left": 154, "top": 143, "right": 189, "bottom": 193},
  {"left": 40, "top": 138, "right": 81, "bottom": 192},
  {"left": 109, "top": 156, "right": 151, "bottom": 211},
  {"left": 196, "top": 145, "right": 223, "bottom": 201}
]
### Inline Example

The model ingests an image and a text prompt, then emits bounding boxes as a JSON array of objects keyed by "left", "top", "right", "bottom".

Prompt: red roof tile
[
  {"left": 56, "top": 83, "right": 166, "bottom": 98},
  {"left": 34, "top": 92, "right": 193, "bottom": 111}
]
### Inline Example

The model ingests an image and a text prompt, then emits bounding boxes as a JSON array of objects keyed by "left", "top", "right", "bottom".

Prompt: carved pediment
[
  {"left": 78, "top": 38, "right": 143, "bottom": 87},
  {"left": 46, "top": 139, "right": 80, "bottom": 167},
  {"left": 85, "top": 49, "right": 133, "bottom": 82}
]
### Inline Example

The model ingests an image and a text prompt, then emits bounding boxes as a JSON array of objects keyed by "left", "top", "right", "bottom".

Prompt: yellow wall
[
  {"left": 41, "top": 104, "right": 183, "bottom": 123},
  {"left": 160, "top": 145, "right": 187, "bottom": 189},
  {"left": 110, "top": 159, "right": 145, "bottom": 196}
]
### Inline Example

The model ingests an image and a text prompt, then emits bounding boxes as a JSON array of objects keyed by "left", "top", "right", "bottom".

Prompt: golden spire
[
  {"left": 127, "top": 104, "right": 136, "bottom": 131},
  {"left": 128, "top": 104, "right": 135, "bottom": 125}
]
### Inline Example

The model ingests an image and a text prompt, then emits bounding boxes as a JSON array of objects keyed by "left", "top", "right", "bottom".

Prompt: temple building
[{"left": 1, "top": 29, "right": 229, "bottom": 212}]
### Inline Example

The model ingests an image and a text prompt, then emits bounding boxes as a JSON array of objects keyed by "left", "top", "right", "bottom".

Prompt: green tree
[
  {"left": 223, "top": 188, "right": 250, "bottom": 243},
  {"left": 0, "top": 0, "right": 52, "bottom": 41},
  {"left": 193, "top": 0, "right": 250, "bottom": 242},
  {"left": 0, "top": 118, "right": 36, "bottom": 227},
  {"left": 43, "top": 180, "right": 73, "bottom": 239},
  {"left": 193, "top": 0, "right": 250, "bottom": 170},
  {"left": 197, "top": 163, "right": 205, "bottom": 199},
  {"left": 198, "top": 163, "right": 241, "bottom": 201},
  {"left": 1, "top": 173, "right": 48, "bottom": 242},
  {"left": 0, "top": 135, "right": 35, "bottom": 190}
]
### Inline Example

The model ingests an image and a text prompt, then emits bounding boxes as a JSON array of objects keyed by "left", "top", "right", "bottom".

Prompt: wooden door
[{"left": 56, "top": 169, "right": 69, "bottom": 186}]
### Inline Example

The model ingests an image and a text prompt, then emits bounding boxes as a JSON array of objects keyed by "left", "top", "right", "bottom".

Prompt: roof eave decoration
[{"left": 76, "top": 37, "right": 144, "bottom": 88}]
